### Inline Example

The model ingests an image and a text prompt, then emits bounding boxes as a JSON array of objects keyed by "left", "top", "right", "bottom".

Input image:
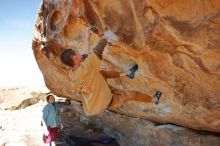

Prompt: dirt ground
[
  {"left": 0, "top": 101, "right": 47, "bottom": 146},
  {"left": 0, "top": 87, "right": 119, "bottom": 146}
]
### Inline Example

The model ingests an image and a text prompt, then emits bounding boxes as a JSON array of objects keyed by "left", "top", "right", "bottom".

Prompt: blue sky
[{"left": 0, "top": 0, "right": 44, "bottom": 87}]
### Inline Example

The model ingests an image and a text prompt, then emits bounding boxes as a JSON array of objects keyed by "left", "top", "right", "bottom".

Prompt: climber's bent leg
[
  {"left": 108, "top": 90, "right": 153, "bottom": 110},
  {"left": 107, "top": 95, "right": 122, "bottom": 110},
  {"left": 124, "top": 91, "right": 153, "bottom": 103}
]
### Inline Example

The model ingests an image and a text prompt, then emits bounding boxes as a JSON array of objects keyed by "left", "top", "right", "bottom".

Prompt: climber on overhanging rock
[{"left": 60, "top": 28, "right": 162, "bottom": 115}]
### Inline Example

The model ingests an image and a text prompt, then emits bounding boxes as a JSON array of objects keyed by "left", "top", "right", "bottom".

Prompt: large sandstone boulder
[{"left": 32, "top": 0, "right": 220, "bottom": 133}]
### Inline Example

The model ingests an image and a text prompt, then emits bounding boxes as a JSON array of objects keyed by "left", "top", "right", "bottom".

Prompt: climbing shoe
[
  {"left": 127, "top": 64, "right": 138, "bottom": 79},
  {"left": 153, "top": 91, "right": 161, "bottom": 104}
]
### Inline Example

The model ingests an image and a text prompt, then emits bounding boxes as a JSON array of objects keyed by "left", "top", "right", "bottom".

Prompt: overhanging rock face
[{"left": 32, "top": 0, "right": 220, "bottom": 133}]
